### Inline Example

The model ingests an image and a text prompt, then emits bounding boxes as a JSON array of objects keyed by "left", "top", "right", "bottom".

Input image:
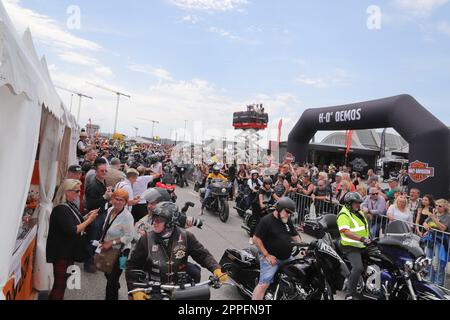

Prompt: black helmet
[
  {"left": 142, "top": 188, "right": 171, "bottom": 204},
  {"left": 275, "top": 197, "right": 296, "bottom": 214},
  {"left": 263, "top": 177, "right": 273, "bottom": 185},
  {"left": 344, "top": 192, "right": 364, "bottom": 205},
  {"left": 152, "top": 201, "right": 179, "bottom": 227}
]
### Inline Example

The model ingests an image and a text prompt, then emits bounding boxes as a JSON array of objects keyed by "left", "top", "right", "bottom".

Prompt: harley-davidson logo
[{"left": 408, "top": 161, "right": 435, "bottom": 184}]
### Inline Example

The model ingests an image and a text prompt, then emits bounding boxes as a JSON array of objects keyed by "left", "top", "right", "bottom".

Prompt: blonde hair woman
[
  {"left": 100, "top": 188, "right": 134, "bottom": 300},
  {"left": 47, "top": 179, "right": 99, "bottom": 300},
  {"left": 387, "top": 195, "right": 412, "bottom": 224}
]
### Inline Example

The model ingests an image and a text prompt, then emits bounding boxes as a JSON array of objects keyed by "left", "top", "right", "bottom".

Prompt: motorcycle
[
  {"left": 220, "top": 241, "right": 349, "bottom": 300},
  {"left": 128, "top": 270, "right": 222, "bottom": 300},
  {"left": 199, "top": 179, "right": 232, "bottom": 223},
  {"left": 174, "top": 164, "right": 189, "bottom": 188},
  {"left": 234, "top": 184, "right": 251, "bottom": 218},
  {"left": 311, "top": 214, "right": 450, "bottom": 300}
]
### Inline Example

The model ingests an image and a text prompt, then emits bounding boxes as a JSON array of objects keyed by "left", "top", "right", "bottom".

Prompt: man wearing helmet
[
  {"left": 201, "top": 165, "right": 228, "bottom": 215},
  {"left": 252, "top": 197, "right": 302, "bottom": 300},
  {"left": 246, "top": 170, "right": 263, "bottom": 209},
  {"left": 337, "top": 192, "right": 371, "bottom": 300},
  {"left": 126, "top": 202, "right": 228, "bottom": 300}
]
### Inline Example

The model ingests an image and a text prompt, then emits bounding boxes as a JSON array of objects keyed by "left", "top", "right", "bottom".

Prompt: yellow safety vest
[{"left": 337, "top": 206, "right": 369, "bottom": 249}]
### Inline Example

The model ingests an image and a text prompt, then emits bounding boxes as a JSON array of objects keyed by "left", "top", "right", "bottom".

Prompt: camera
[{"left": 175, "top": 202, "right": 203, "bottom": 229}]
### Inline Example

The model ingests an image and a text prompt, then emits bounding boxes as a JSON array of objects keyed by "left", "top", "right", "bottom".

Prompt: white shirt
[
  {"left": 103, "top": 207, "right": 135, "bottom": 250},
  {"left": 387, "top": 205, "right": 413, "bottom": 224},
  {"left": 133, "top": 175, "right": 155, "bottom": 204},
  {"left": 115, "top": 179, "right": 134, "bottom": 211}
]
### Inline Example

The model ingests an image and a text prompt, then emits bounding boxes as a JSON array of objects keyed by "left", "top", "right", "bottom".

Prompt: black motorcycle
[
  {"left": 234, "top": 184, "right": 252, "bottom": 218},
  {"left": 242, "top": 192, "right": 275, "bottom": 237},
  {"left": 199, "top": 179, "right": 231, "bottom": 223},
  {"left": 220, "top": 241, "right": 349, "bottom": 300},
  {"left": 310, "top": 215, "right": 450, "bottom": 300}
]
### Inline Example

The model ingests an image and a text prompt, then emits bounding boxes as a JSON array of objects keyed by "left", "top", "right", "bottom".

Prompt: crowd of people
[{"left": 44, "top": 130, "right": 449, "bottom": 300}]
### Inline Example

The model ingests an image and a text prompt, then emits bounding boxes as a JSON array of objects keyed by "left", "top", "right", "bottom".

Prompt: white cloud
[
  {"left": 168, "top": 0, "right": 248, "bottom": 11},
  {"left": 181, "top": 14, "right": 201, "bottom": 24},
  {"left": 3, "top": 0, "right": 101, "bottom": 51},
  {"left": 208, "top": 26, "right": 241, "bottom": 40},
  {"left": 296, "top": 69, "right": 351, "bottom": 88},
  {"left": 437, "top": 21, "right": 450, "bottom": 35},
  {"left": 3, "top": 0, "right": 113, "bottom": 79},
  {"left": 128, "top": 65, "right": 173, "bottom": 81},
  {"left": 393, "top": 0, "right": 448, "bottom": 16}
]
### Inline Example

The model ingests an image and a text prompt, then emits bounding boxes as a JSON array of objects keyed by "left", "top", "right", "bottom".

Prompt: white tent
[{"left": 0, "top": 1, "right": 78, "bottom": 299}]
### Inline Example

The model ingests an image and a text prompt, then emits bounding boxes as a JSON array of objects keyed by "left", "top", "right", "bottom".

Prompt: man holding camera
[{"left": 126, "top": 202, "right": 228, "bottom": 300}]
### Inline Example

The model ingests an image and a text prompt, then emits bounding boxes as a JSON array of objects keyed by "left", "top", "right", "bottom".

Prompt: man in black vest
[{"left": 126, "top": 202, "right": 228, "bottom": 300}]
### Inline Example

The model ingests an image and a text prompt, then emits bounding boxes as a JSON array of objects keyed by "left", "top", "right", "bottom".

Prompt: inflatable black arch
[{"left": 288, "top": 95, "right": 450, "bottom": 199}]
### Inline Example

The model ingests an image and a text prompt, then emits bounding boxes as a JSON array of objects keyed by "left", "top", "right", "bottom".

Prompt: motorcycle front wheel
[{"left": 219, "top": 200, "right": 229, "bottom": 223}]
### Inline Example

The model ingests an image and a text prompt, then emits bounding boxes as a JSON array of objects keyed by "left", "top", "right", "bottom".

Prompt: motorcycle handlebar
[{"left": 128, "top": 276, "right": 221, "bottom": 295}]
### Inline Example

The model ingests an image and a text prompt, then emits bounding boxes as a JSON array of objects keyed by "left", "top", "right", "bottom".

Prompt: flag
[
  {"left": 277, "top": 119, "right": 283, "bottom": 144},
  {"left": 345, "top": 130, "right": 354, "bottom": 160},
  {"left": 380, "top": 128, "right": 387, "bottom": 158}
]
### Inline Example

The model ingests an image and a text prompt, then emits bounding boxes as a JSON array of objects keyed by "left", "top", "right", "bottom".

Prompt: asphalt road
[{"left": 64, "top": 185, "right": 330, "bottom": 301}]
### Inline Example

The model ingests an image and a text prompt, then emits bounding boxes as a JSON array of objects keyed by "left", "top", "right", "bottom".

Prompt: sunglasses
[{"left": 371, "top": 193, "right": 379, "bottom": 195}]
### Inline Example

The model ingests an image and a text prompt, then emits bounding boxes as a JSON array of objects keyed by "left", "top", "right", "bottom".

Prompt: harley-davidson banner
[{"left": 408, "top": 161, "right": 435, "bottom": 184}]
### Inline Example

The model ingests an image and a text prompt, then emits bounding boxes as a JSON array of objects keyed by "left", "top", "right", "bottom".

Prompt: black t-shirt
[
  {"left": 255, "top": 214, "right": 299, "bottom": 260},
  {"left": 313, "top": 187, "right": 331, "bottom": 199},
  {"left": 258, "top": 187, "right": 274, "bottom": 203},
  {"left": 228, "top": 165, "right": 236, "bottom": 180}
]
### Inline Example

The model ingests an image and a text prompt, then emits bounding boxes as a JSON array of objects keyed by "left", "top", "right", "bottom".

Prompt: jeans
[
  {"left": 258, "top": 254, "right": 294, "bottom": 285},
  {"left": 426, "top": 245, "right": 447, "bottom": 287},
  {"left": 104, "top": 257, "right": 122, "bottom": 300},
  {"left": 342, "top": 246, "right": 365, "bottom": 297},
  {"left": 84, "top": 212, "right": 107, "bottom": 267},
  {"left": 202, "top": 188, "right": 212, "bottom": 209}
]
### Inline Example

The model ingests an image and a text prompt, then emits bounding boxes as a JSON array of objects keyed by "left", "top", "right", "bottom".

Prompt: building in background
[{"left": 279, "top": 129, "right": 409, "bottom": 171}]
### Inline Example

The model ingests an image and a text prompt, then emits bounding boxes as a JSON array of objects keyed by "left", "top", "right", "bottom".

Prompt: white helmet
[{"left": 250, "top": 170, "right": 259, "bottom": 176}]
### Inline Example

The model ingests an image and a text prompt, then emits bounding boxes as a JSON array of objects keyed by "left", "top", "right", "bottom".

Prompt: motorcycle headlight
[
  {"left": 222, "top": 188, "right": 227, "bottom": 194},
  {"left": 404, "top": 261, "right": 414, "bottom": 272},
  {"left": 414, "top": 257, "right": 431, "bottom": 273}
]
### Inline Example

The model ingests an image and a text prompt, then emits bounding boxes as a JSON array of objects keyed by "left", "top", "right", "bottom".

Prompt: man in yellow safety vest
[{"left": 337, "top": 192, "right": 371, "bottom": 300}]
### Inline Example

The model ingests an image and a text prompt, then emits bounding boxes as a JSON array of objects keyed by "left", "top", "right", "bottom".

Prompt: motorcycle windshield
[
  {"left": 385, "top": 220, "right": 412, "bottom": 235},
  {"left": 379, "top": 233, "right": 424, "bottom": 258}
]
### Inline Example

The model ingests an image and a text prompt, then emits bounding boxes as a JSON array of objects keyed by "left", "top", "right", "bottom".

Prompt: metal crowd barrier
[{"left": 289, "top": 192, "right": 450, "bottom": 289}]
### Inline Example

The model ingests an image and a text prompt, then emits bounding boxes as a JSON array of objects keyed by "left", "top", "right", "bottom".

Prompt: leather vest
[{"left": 146, "top": 227, "right": 188, "bottom": 285}]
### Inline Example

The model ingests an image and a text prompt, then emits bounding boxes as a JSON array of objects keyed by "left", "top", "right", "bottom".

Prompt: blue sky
[{"left": 3, "top": 0, "right": 450, "bottom": 141}]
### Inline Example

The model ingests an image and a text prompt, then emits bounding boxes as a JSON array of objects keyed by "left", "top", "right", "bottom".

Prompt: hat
[
  {"left": 68, "top": 165, "right": 82, "bottom": 173},
  {"left": 336, "top": 172, "right": 343, "bottom": 177},
  {"left": 80, "top": 132, "right": 88, "bottom": 138}
]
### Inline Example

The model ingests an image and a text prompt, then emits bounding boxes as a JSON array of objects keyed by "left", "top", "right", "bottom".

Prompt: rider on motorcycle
[
  {"left": 201, "top": 165, "right": 228, "bottom": 215},
  {"left": 126, "top": 202, "right": 228, "bottom": 300},
  {"left": 337, "top": 192, "right": 371, "bottom": 300},
  {"left": 247, "top": 170, "right": 263, "bottom": 208},
  {"left": 252, "top": 197, "right": 302, "bottom": 300}
]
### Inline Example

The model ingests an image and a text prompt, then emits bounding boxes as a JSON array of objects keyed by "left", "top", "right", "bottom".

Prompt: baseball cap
[
  {"left": 336, "top": 172, "right": 343, "bottom": 177},
  {"left": 68, "top": 165, "right": 82, "bottom": 173}
]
